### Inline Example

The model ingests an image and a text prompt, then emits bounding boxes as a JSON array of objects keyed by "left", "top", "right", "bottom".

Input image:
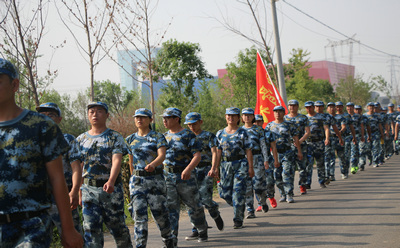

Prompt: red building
[{"left": 308, "top": 61, "right": 355, "bottom": 89}]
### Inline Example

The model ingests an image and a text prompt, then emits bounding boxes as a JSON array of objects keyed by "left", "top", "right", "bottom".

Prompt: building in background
[{"left": 308, "top": 60, "right": 355, "bottom": 89}]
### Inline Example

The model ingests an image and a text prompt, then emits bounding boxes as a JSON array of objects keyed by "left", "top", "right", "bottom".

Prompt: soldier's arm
[
  {"left": 293, "top": 136, "right": 303, "bottom": 160},
  {"left": 332, "top": 124, "right": 342, "bottom": 140},
  {"left": 70, "top": 160, "right": 82, "bottom": 210},
  {"left": 46, "top": 156, "right": 83, "bottom": 248},
  {"left": 395, "top": 123, "right": 399, "bottom": 141},
  {"left": 128, "top": 154, "right": 134, "bottom": 175},
  {"left": 350, "top": 124, "right": 356, "bottom": 140},
  {"left": 360, "top": 122, "right": 365, "bottom": 142},
  {"left": 299, "top": 126, "right": 310, "bottom": 144},
  {"left": 103, "top": 153, "right": 123, "bottom": 193},
  {"left": 145, "top": 146, "right": 166, "bottom": 172},
  {"left": 270, "top": 141, "right": 280, "bottom": 168},
  {"left": 246, "top": 149, "right": 254, "bottom": 178},
  {"left": 182, "top": 151, "right": 201, "bottom": 180},
  {"left": 208, "top": 149, "right": 221, "bottom": 178},
  {"left": 324, "top": 124, "right": 330, "bottom": 145}
]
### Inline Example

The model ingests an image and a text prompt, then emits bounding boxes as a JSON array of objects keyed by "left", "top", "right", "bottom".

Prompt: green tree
[
  {"left": 153, "top": 39, "right": 212, "bottom": 111},
  {"left": 335, "top": 75, "right": 373, "bottom": 106},
  {"left": 219, "top": 47, "right": 269, "bottom": 109}
]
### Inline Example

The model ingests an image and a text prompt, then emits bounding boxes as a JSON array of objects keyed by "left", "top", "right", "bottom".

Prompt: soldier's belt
[
  {"left": 132, "top": 167, "right": 163, "bottom": 177},
  {"left": 83, "top": 177, "right": 121, "bottom": 187},
  {"left": 221, "top": 155, "right": 245, "bottom": 162},
  {"left": 252, "top": 150, "right": 261, "bottom": 155},
  {"left": 197, "top": 162, "right": 210, "bottom": 168},
  {"left": 0, "top": 209, "right": 47, "bottom": 224},
  {"left": 164, "top": 166, "right": 186, "bottom": 174}
]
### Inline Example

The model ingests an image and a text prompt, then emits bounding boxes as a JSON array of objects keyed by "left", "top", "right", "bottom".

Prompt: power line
[{"left": 281, "top": 0, "right": 400, "bottom": 59}]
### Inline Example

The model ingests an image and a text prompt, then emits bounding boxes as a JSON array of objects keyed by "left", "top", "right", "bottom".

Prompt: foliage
[
  {"left": 284, "top": 48, "right": 336, "bottom": 106},
  {"left": 372, "top": 75, "right": 394, "bottom": 101},
  {"left": 335, "top": 75, "right": 373, "bottom": 106},
  {"left": 218, "top": 46, "right": 269, "bottom": 109},
  {"left": 154, "top": 39, "right": 212, "bottom": 111}
]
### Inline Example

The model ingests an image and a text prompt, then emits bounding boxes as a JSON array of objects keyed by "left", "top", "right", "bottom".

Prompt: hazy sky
[{"left": 7, "top": 0, "right": 400, "bottom": 97}]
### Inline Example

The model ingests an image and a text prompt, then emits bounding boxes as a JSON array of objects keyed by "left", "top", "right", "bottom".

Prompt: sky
[{"left": 3, "top": 0, "right": 400, "bottom": 98}]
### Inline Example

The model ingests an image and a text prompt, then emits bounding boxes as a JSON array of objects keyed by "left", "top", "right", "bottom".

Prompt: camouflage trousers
[
  {"left": 0, "top": 211, "right": 52, "bottom": 247},
  {"left": 164, "top": 171, "right": 207, "bottom": 238},
  {"left": 343, "top": 135, "right": 353, "bottom": 175},
  {"left": 370, "top": 132, "right": 383, "bottom": 165},
  {"left": 81, "top": 183, "right": 132, "bottom": 248},
  {"left": 350, "top": 135, "right": 361, "bottom": 170},
  {"left": 394, "top": 134, "right": 400, "bottom": 153},
  {"left": 129, "top": 174, "right": 175, "bottom": 247},
  {"left": 358, "top": 135, "right": 370, "bottom": 169},
  {"left": 384, "top": 135, "right": 394, "bottom": 158},
  {"left": 274, "top": 149, "right": 295, "bottom": 197},
  {"left": 48, "top": 203, "right": 82, "bottom": 237},
  {"left": 306, "top": 140, "right": 326, "bottom": 185},
  {"left": 326, "top": 136, "right": 345, "bottom": 178},
  {"left": 245, "top": 154, "right": 267, "bottom": 212},
  {"left": 218, "top": 158, "right": 248, "bottom": 223},
  {"left": 294, "top": 144, "right": 308, "bottom": 186},
  {"left": 191, "top": 165, "right": 220, "bottom": 232}
]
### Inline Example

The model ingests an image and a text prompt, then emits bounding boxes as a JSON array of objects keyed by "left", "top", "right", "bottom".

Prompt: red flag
[{"left": 255, "top": 51, "right": 287, "bottom": 128}]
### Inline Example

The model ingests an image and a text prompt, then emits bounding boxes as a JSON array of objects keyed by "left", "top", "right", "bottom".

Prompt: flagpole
[{"left": 271, "top": 0, "right": 287, "bottom": 104}]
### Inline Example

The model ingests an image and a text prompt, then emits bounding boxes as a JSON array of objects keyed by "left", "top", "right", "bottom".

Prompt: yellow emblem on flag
[{"left": 259, "top": 86, "right": 277, "bottom": 105}]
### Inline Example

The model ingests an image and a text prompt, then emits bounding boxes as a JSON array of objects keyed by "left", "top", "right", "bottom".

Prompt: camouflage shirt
[
  {"left": 126, "top": 130, "right": 168, "bottom": 170},
  {"left": 265, "top": 121, "right": 298, "bottom": 152},
  {"left": 0, "top": 110, "right": 68, "bottom": 214},
  {"left": 349, "top": 113, "right": 363, "bottom": 136},
  {"left": 284, "top": 113, "right": 309, "bottom": 140},
  {"left": 364, "top": 113, "right": 380, "bottom": 134},
  {"left": 62, "top": 133, "right": 82, "bottom": 187},
  {"left": 216, "top": 127, "right": 251, "bottom": 158},
  {"left": 196, "top": 130, "right": 218, "bottom": 164},
  {"left": 307, "top": 113, "right": 329, "bottom": 141},
  {"left": 163, "top": 129, "right": 202, "bottom": 168},
  {"left": 77, "top": 128, "right": 129, "bottom": 180},
  {"left": 341, "top": 113, "right": 353, "bottom": 136}
]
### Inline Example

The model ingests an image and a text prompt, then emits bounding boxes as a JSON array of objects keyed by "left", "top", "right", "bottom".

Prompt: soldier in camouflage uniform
[
  {"left": 384, "top": 104, "right": 396, "bottom": 160},
  {"left": 241, "top": 108, "right": 271, "bottom": 218},
  {"left": 37, "top": 103, "right": 83, "bottom": 236},
  {"left": 161, "top": 107, "right": 208, "bottom": 244},
  {"left": 364, "top": 102, "right": 384, "bottom": 167},
  {"left": 326, "top": 102, "right": 347, "bottom": 179},
  {"left": 395, "top": 105, "right": 400, "bottom": 155},
  {"left": 77, "top": 102, "right": 132, "bottom": 248},
  {"left": 183, "top": 112, "right": 224, "bottom": 241},
  {"left": 254, "top": 114, "right": 265, "bottom": 127},
  {"left": 336, "top": 101, "right": 356, "bottom": 177},
  {"left": 393, "top": 113, "right": 400, "bottom": 153},
  {"left": 209, "top": 107, "right": 254, "bottom": 229},
  {"left": 355, "top": 105, "right": 372, "bottom": 171},
  {"left": 304, "top": 101, "right": 330, "bottom": 188},
  {"left": 126, "top": 108, "right": 175, "bottom": 248},
  {"left": 284, "top": 99, "right": 310, "bottom": 195},
  {"left": 374, "top": 102, "right": 389, "bottom": 165},
  {"left": 266, "top": 106, "right": 302, "bottom": 203},
  {"left": 347, "top": 102, "right": 365, "bottom": 174},
  {"left": 315, "top": 101, "right": 343, "bottom": 182},
  {"left": 0, "top": 58, "right": 82, "bottom": 247}
]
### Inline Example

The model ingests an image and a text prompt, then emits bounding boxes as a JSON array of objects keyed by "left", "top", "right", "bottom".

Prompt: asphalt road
[{"left": 105, "top": 156, "right": 400, "bottom": 248}]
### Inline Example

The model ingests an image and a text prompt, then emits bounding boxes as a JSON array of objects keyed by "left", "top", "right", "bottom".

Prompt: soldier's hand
[
  {"left": 297, "top": 152, "right": 303, "bottom": 161},
  {"left": 181, "top": 169, "right": 191, "bottom": 180},
  {"left": 78, "top": 189, "right": 82, "bottom": 207},
  {"left": 207, "top": 168, "right": 219, "bottom": 179},
  {"left": 274, "top": 160, "right": 280, "bottom": 168},
  {"left": 248, "top": 167, "right": 255, "bottom": 178},
  {"left": 103, "top": 181, "right": 115, "bottom": 194},
  {"left": 144, "top": 164, "right": 155, "bottom": 172},
  {"left": 264, "top": 161, "right": 269, "bottom": 170},
  {"left": 361, "top": 136, "right": 365, "bottom": 143},
  {"left": 352, "top": 138, "right": 356, "bottom": 145},
  {"left": 61, "top": 229, "right": 83, "bottom": 248},
  {"left": 69, "top": 191, "right": 79, "bottom": 210},
  {"left": 325, "top": 139, "right": 330, "bottom": 146}
]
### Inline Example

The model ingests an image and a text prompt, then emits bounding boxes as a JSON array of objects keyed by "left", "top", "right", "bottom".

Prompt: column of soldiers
[{"left": 3, "top": 58, "right": 400, "bottom": 248}]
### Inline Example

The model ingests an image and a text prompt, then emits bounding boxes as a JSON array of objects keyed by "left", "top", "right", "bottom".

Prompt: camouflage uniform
[
  {"left": 48, "top": 133, "right": 83, "bottom": 236},
  {"left": 349, "top": 112, "right": 363, "bottom": 172},
  {"left": 264, "top": 131, "right": 277, "bottom": 199},
  {"left": 191, "top": 130, "right": 220, "bottom": 229},
  {"left": 163, "top": 129, "right": 208, "bottom": 238},
  {"left": 283, "top": 113, "right": 309, "bottom": 187},
  {"left": 395, "top": 115, "right": 400, "bottom": 153},
  {"left": 341, "top": 112, "right": 353, "bottom": 174},
  {"left": 376, "top": 111, "right": 387, "bottom": 164},
  {"left": 0, "top": 110, "right": 68, "bottom": 247},
  {"left": 385, "top": 111, "right": 395, "bottom": 159},
  {"left": 265, "top": 121, "right": 298, "bottom": 198},
  {"left": 126, "top": 130, "right": 175, "bottom": 248},
  {"left": 364, "top": 113, "right": 382, "bottom": 166},
  {"left": 244, "top": 125, "right": 269, "bottom": 214},
  {"left": 306, "top": 113, "right": 329, "bottom": 185},
  {"left": 322, "top": 113, "right": 337, "bottom": 180},
  {"left": 358, "top": 113, "right": 370, "bottom": 169},
  {"left": 216, "top": 126, "right": 251, "bottom": 225},
  {"left": 77, "top": 128, "right": 133, "bottom": 248}
]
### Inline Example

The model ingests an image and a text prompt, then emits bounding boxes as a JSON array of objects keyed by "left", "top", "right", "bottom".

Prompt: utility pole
[{"left": 271, "top": 0, "right": 287, "bottom": 104}]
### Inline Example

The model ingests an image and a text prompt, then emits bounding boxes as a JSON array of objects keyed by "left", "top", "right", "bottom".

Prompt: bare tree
[
  {"left": 56, "top": 0, "right": 119, "bottom": 101},
  {"left": 0, "top": 0, "right": 56, "bottom": 107},
  {"left": 105, "top": 0, "right": 170, "bottom": 128},
  {"left": 210, "top": 0, "right": 279, "bottom": 88}
]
